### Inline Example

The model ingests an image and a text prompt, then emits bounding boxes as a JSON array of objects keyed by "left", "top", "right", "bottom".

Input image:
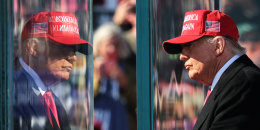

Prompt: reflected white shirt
[
  {"left": 19, "top": 57, "right": 47, "bottom": 95},
  {"left": 211, "top": 54, "right": 242, "bottom": 91}
]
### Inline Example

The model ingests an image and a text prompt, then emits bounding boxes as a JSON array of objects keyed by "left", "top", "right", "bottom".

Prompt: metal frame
[
  {"left": 136, "top": 0, "right": 153, "bottom": 129},
  {"left": 0, "top": 0, "right": 13, "bottom": 129}
]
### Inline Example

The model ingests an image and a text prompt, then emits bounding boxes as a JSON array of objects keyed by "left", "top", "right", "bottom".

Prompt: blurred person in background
[
  {"left": 163, "top": 10, "right": 260, "bottom": 130},
  {"left": 113, "top": 2, "right": 137, "bottom": 129},
  {"left": 239, "top": 29, "right": 260, "bottom": 68},
  {"left": 93, "top": 22, "right": 135, "bottom": 130},
  {"left": 13, "top": 12, "right": 91, "bottom": 130},
  {"left": 113, "top": 0, "right": 136, "bottom": 55}
]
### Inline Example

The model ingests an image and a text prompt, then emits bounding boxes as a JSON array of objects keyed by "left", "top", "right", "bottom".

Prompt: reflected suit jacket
[
  {"left": 193, "top": 55, "right": 260, "bottom": 130},
  {"left": 13, "top": 66, "right": 71, "bottom": 130}
]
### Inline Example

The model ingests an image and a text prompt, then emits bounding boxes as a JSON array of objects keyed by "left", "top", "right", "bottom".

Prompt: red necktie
[
  {"left": 43, "top": 91, "right": 60, "bottom": 128},
  {"left": 203, "top": 89, "right": 212, "bottom": 106}
]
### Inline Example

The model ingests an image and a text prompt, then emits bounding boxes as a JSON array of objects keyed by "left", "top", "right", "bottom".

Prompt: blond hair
[{"left": 93, "top": 22, "right": 131, "bottom": 59}]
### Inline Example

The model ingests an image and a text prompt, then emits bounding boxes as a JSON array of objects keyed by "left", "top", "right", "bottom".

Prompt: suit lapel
[
  {"left": 194, "top": 55, "right": 250, "bottom": 129},
  {"left": 193, "top": 89, "right": 215, "bottom": 129},
  {"left": 17, "top": 60, "right": 71, "bottom": 129},
  {"left": 15, "top": 68, "right": 50, "bottom": 128},
  {"left": 213, "top": 55, "right": 250, "bottom": 97},
  {"left": 20, "top": 68, "right": 46, "bottom": 116},
  {"left": 52, "top": 91, "right": 71, "bottom": 129}
]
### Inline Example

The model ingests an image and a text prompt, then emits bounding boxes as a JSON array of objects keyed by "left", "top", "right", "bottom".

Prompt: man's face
[
  {"left": 45, "top": 41, "right": 77, "bottom": 81},
  {"left": 179, "top": 37, "right": 216, "bottom": 85}
]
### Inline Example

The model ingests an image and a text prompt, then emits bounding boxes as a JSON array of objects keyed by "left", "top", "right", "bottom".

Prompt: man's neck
[
  {"left": 202, "top": 53, "right": 235, "bottom": 86},
  {"left": 36, "top": 71, "right": 60, "bottom": 87},
  {"left": 209, "top": 53, "right": 242, "bottom": 89},
  {"left": 216, "top": 53, "right": 235, "bottom": 73}
]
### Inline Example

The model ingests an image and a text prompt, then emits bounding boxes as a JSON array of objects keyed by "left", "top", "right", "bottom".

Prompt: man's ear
[
  {"left": 213, "top": 36, "right": 226, "bottom": 56},
  {"left": 25, "top": 38, "right": 40, "bottom": 57}
]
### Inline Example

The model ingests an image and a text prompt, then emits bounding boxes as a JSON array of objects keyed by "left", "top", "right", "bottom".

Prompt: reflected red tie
[
  {"left": 43, "top": 91, "right": 60, "bottom": 128},
  {"left": 203, "top": 89, "right": 212, "bottom": 106}
]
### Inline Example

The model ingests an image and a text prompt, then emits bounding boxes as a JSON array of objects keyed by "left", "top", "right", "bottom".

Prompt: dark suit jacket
[
  {"left": 13, "top": 66, "right": 71, "bottom": 130},
  {"left": 194, "top": 55, "right": 260, "bottom": 130}
]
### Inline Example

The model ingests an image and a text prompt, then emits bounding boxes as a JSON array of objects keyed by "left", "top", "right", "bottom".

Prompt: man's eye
[{"left": 182, "top": 43, "right": 192, "bottom": 48}]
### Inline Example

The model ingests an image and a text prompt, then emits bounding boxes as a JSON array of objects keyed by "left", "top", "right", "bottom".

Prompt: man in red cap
[
  {"left": 163, "top": 10, "right": 260, "bottom": 130},
  {"left": 13, "top": 12, "right": 92, "bottom": 130}
]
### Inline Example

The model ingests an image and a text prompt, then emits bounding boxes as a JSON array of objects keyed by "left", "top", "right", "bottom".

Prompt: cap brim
[
  {"left": 163, "top": 35, "right": 204, "bottom": 54},
  {"left": 48, "top": 36, "right": 93, "bottom": 55}
]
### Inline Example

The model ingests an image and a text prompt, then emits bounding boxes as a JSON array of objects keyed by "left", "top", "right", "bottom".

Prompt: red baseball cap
[
  {"left": 162, "top": 10, "right": 239, "bottom": 54},
  {"left": 22, "top": 12, "right": 92, "bottom": 54}
]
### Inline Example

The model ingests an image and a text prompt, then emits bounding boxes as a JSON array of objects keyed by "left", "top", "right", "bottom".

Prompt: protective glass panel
[
  {"left": 152, "top": 0, "right": 211, "bottom": 129},
  {"left": 13, "top": 0, "right": 93, "bottom": 129}
]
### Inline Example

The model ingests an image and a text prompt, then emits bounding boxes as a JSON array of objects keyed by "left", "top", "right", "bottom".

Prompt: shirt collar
[
  {"left": 19, "top": 57, "right": 47, "bottom": 95},
  {"left": 211, "top": 54, "right": 242, "bottom": 91}
]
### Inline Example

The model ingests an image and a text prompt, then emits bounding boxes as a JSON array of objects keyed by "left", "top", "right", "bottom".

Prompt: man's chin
[
  {"left": 188, "top": 72, "right": 196, "bottom": 80},
  {"left": 38, "top": 71, "right": 71, "bottom": 86},
  {"left": 55, "top": 71, "right": 71, "bottom": 80},
  {"left": 50, "top": 73, "right": 70, "bottom": 84},
  {"left": 61, "top": 76, "right": 70, "bottom": 81},
  {"left": 57, "top": 74, "right": 70, "bottom": 81},
  {"left": 48, "top": 76, "right": 69, "bottom": 86},
  {"left": 188, "top": 72, "right": 200, "bottom": 81}
]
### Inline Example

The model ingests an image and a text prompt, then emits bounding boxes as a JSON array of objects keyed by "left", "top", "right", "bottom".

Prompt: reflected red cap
[
  {"left": 22, "top": 12, "right": 92, "bottom": 47},
  {"left": 162, "top": 10, "right": 239, "bottom": 54}
]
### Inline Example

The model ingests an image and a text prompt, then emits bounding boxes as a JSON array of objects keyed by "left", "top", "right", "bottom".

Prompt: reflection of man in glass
[
  {"left": 13, "top": 12, "right": 91, "bottom": 130},
  {"left": 163, "top": 10, "right": 260, "bottom": 129}
]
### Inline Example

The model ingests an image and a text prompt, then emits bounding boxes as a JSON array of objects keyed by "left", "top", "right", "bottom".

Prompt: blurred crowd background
[{"left": 93, "top": 0, "right": 137, "bottom": 130}]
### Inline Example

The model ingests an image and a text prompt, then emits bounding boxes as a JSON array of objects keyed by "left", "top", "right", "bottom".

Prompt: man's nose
[
  {"left": 67, "top": 54, "right": 77, "bottom": 63},
  {"left": 179, "top": 50, "right": 189, "bottom": 61}
]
